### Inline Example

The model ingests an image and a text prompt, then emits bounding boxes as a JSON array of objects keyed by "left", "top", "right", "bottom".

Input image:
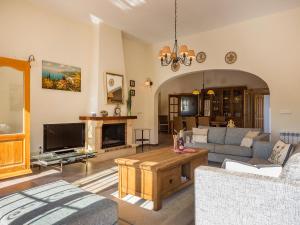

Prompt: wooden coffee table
[{"left": 114, "top": 147, "right": 208, "bottom": 210}]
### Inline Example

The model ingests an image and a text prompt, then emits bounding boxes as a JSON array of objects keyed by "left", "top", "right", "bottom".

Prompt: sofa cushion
[
  {"left": 225, "top": 128, "right": 261, "bottom": 146},
  {"left": 268, "top": 140, "right": 293, "bottom": 165},
  {"left": 215, "top": 144, "right": 252, "bottom": 157},
  {"left": 280, "top": 153, "right": 300, "bottom": 181},
  {"left": 222, "top": 159, "right": 282, "bottom": 178},
  {"left": 199, "top": 126, "right": 227, "bottom": 144},
  {"left": 0, "top": 180, "right": 118, "bottom": 225},
  {"left": 185, "top": 142, "right": 215, "bottom": 152}
]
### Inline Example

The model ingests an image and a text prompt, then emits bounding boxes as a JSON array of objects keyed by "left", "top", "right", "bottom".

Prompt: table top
[{"left": 114, "top": 147, "right": 208, "bottom": 171}]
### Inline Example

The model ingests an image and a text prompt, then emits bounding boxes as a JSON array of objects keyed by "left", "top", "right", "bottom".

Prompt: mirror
[{"left": 0, "top": 66, "right": 24, "bottom": 134}]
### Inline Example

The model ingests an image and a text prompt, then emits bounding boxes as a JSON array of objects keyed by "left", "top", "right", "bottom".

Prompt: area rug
[{"left": 74, "top": 166, "right": 195, "bottom": 225}]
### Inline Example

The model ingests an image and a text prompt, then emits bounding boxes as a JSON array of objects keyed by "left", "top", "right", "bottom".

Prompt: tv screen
[
  {"left": 180, "top": 95, "right": 198, "bottom": 116},
  {"left": 43, "top": 123, "right": 85, "bottom": 152}
]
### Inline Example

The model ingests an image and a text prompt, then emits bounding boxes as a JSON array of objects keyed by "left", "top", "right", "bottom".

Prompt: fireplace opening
[{"left": 102, "top": 123, "right": 126, "bottom": 149}]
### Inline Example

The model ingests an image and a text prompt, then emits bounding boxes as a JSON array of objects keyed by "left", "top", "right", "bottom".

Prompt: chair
[
  {"left": 173, "top": 116, "right": 183, "bottom": 133},
  {"left": 215, "top": 116, "right": 225, "bottom": 122},
  {"left": 185, "top": 117, "right": 196, "bottom": 130},
  {"left": 158, "top": 115, "right": 169, "bottom": 132},
  {"left": 198, "top": 116, "right": 210, "bottom": 126}
]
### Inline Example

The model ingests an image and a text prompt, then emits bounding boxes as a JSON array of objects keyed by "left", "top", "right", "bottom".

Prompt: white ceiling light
[{"left": 90, "top": 14, "right": 102, "bottom": 24}]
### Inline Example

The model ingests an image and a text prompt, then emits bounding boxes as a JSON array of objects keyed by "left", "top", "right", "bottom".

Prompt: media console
[{"left": 32, "top": 150, "right": 96, "bottom": 172}]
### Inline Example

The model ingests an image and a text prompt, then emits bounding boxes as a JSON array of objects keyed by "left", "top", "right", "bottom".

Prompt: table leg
[{"left": 153, "top": 172, "right": 162, "bottom": 211}]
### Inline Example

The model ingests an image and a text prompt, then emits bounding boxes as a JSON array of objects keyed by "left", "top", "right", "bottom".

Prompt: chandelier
[{"left": 158, "top": 0, "right": 195, "bottom": 72}]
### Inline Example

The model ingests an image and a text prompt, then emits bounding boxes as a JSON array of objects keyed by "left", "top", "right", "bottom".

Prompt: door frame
[{"left": 0, "top": 57, "right": 31, "bottom": 179}]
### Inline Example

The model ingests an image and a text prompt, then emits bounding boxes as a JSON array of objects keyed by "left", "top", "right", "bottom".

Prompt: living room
[{"left": 0, "top": 0, "right": 299, "bottom": 225}]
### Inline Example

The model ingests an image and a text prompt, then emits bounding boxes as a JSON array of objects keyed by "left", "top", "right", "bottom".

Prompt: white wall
[
  {"left": 158, "top": 70, "right": 268, "bottom": 115},
  {"left": 122, "top": 34, "right": 155, "bottom": 130},
  {"left": 0, "top": 0, "right": 128, "bottom": 154},
  {"left": 123, "top": 6, "right": 300, "bottom": 144}
]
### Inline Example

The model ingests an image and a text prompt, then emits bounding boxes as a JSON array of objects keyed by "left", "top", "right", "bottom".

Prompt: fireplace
[{"left": 102, "top": 123, "right": 126, "bottom": 149}]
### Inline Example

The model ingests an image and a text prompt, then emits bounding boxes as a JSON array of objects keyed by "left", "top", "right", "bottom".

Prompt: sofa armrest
[
  {"left": 252, "top": 141, "right": 274, "bottom": 159},
  {"left": 254, "top": 133, "right": 270, "bottom": 142},
  {"left": 195, "top": 166, "right": 300, "bottom": 225},
  {"left": 182, "top": 130, "right": 193, "bottom": 142}
]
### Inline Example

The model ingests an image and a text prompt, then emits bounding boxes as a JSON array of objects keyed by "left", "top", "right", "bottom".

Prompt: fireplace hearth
[{"left": 102, "top": 123, "right": 125, "bottom": 149}]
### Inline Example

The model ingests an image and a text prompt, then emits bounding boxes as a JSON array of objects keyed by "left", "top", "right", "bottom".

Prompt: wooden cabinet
[
  {"left": 0, "top": 57, "right": 31, "bottom": 179},
  {"left": 168, "top": 86, "right": 246, "bottom": 128}
]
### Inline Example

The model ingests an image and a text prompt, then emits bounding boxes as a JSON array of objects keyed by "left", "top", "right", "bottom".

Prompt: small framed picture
[
  {"left": 130, "top": 80, "right": 135, "bottom": 87},
  {"left": 130, "top": 89, "right": 135, "bottom": 96}
]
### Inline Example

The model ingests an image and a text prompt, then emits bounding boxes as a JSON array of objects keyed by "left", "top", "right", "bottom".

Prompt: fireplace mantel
[
  {"left": 79, "top": 116, "right": 137, "bottom": 121},
  {"left": 79, "top": 115, "right": 137, "bottom": 153}
]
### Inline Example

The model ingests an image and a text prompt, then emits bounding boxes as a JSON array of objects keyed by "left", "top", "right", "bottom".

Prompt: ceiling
[{"left": 29, "top": 0, "right": 300, "bottom": 43}]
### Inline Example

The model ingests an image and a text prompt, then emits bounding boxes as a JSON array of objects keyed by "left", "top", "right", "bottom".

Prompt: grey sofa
[
  {"left": 183, "top": 126, "right": 269, "bottom": 163},
  {"left": 0, "top": 180, "right": 118, "bottom": 225},
  {"left": 194, "top": 144, "right": 300, "bottom": 225}
]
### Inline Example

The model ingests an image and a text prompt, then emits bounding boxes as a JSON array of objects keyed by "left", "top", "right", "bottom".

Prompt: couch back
[{"left": 198, "top": 126, "right": 261, "bottom": 146}]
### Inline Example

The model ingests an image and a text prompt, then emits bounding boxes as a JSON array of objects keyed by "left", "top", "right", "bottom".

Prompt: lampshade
[
  {"left": 158, "top": 50, "right": 163, "bottom": 59},
  {"left": 188, "top": 50, "right": 196, "bottom": 59},
  {"left": 162, "top": 46, "right": 171, "bottom": 55},
  {"left": 207, "top": 89, "right": 215, "bottom": 95},
  {"left": 179, "top": 45, "right": 189, "bottom": 55},
  {"left": 192, "top": 89, "right": 201, "bottom": 95}
]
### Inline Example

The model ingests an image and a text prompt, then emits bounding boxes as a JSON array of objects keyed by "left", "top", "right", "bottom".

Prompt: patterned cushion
[
  {"left": 281, "top": 153, "right": 300, "bottom": 181},
  {"left": 268, "top": 140, "right": 293, "bottom": 165},
  {"left": 198, "top": 126, "right": 227, "bottom": 144},
  {"left": 241, "top": 131, "right": 260, "bottom": 148},
  {"left": 225, "top": 128, "right": 261, "bottom": 146},
  {"left": 192, "top": 128, "right": 208, "bottom": 144}
]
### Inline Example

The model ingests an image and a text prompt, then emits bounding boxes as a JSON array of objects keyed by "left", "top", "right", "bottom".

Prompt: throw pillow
[
  {"left": 280, "top": 153, "right": 300, "bottom": 181},
  {"left": 222, "top": 159, "right": 282, "bottom": 178},
  {"left": 268, "top": 140, "right": 293, "bottom": 165},
  {"left": 192, "top": 128, "right": 208, "bottom": 144},
  {"left": 240, "top": 130, "right": 260, "bottom": 148}
]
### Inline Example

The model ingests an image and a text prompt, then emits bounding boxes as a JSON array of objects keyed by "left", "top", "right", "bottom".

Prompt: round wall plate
[
  {"left": 225, "top": 51, "right": 237, "bottom": 64},
  {"left": 196, "top": 52, "right": 206, "bottom": 63}
]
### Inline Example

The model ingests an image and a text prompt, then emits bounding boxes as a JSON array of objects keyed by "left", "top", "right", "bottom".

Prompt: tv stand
[
  {"left": 32, "top": 151, "right": 95, "bottom": 173},
  {"left": 55, "top": 149, "right": 75, "bottom": 155}
]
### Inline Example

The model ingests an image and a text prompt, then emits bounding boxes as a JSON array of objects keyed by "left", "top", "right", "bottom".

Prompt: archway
[{"left": 154, "top": 69, "right": 270, "bottom": 145}]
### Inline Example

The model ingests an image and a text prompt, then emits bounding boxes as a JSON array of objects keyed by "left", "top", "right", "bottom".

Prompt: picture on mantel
[
  {"left": 106, "top": 72, "right": 124, "bottom": 104},
  {"left": 42, "top": 60, "right": 81, "bottom": 92}
]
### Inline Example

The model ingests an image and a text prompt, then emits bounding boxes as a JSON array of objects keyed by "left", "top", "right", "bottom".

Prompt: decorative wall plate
[
  {"left": 225, "top": 51, "right": 237, "bottom": 64},
  {"left": 196, "top": 52, "right": 206, "bottom": 63}
]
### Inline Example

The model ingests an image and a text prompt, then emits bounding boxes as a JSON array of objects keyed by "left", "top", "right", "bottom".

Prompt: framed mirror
[{"left": 106, "top": 72, "right": 124, "bottom": 104}]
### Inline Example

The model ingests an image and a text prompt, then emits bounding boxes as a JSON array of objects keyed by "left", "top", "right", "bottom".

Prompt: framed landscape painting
[
  {"left": 42, "top": 60, "right": 81, "bottom": 92},
  {"left": 106, "top": 72, "right": 124, "bottom": 104}
]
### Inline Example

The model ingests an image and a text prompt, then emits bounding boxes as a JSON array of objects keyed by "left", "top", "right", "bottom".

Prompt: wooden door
[
  {"left": 0, "top": 57, "right": 31, "bottom": 179},
  {"left": 254, "top": 95, "right": 264, "bottom": 129}
]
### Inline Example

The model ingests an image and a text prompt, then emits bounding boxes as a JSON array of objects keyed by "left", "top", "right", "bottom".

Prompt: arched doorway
[{"left": 155, "top": 69, "right": 270, "bottom": 145}]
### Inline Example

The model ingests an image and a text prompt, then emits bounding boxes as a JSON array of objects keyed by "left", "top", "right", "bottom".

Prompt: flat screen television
[
  {"left": 43, "top": 123, "right": 85, "bottom": 152},
  {"left": 180, "top": 95, "right": 198, "bottom": 116}
]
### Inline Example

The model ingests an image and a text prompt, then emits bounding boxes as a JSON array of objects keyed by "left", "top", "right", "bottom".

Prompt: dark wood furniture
[
  {"left": 168, "top": 86, "right": 246, "bottom": 128},
  {"left": 159, "top": 115, "right": 169, "bottom": 132},
  {"left": 79, "top": 116, "right": 137, "bottom": 121},
  {"left": 115, "top": 147, "right": 208, "bottom": 211}
]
